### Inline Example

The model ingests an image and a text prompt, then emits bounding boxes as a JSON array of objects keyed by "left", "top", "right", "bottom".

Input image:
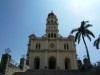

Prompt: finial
[
  {"left": 51, "top": 10, "right": 53, "bottom": 13},
  {"left": 83, "top": 55, "right": 87, "bottom": 59},
  {"left": 22, "top": 54, "right": 25, "bottom": 58},
  {"left": 5, "top": 48, "right": 11, "bottom": 54}
]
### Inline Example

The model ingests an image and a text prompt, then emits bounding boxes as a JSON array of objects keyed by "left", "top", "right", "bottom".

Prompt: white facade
[{"left": 27, "top": 12, "right": 78, "bottom": 70}]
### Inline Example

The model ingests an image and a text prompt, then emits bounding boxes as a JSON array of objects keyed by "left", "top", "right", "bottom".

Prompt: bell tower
[{"left": 46, "top": 11, "right": 59, "bottom": 38}]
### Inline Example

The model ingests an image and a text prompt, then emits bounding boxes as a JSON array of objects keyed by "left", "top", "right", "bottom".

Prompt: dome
[
  {"left": 29, "top": 33, "right": 36, "bottom": 39},
  {"left": 48, "top": 12, "right": 54, "bottom": 17},
  {"left": 67, "top": 35, "right": 74, "bottom": 40},
  {"left": 68, "top": 35, "right": 74, "bottom": 38},
  {"left": 48, "top": 11, "right": 56, "bottom": 17}
]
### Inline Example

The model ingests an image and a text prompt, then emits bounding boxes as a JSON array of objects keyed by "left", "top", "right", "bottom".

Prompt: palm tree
[
  {"left": 94, "top": 35, "right": 100, "bottom": 49},
  {"left": 71, "top": 21, "right": 95, "bottom": 65}
]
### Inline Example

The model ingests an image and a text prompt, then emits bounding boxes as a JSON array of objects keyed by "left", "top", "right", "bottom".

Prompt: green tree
[
  {"left": 71, "top": 21, "right": 95, "bottom": 64},
  {"left": 94, "top": 35, "right": 100, "bottom": 49}
]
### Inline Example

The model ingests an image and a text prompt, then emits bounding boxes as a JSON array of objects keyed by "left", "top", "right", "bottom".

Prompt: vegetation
[
  {"left": 71, "top": 21, "right": 95, "bottom": 65},
  {"left": 94, "top": 35, "right": 100, "bottom": 49}
]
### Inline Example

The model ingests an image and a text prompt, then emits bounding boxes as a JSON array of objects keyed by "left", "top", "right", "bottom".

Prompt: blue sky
[{"left": 0, "top": 0, "right": 100, "bottom": 64}]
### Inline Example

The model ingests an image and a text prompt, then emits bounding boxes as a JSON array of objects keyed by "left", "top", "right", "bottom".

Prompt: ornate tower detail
[{"left": 46, "top": 11, "right": 59, "bottom": 38}]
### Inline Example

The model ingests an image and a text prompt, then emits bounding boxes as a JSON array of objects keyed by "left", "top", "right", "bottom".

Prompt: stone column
[
  {"left": 71, "top": 52, "right": 78, "bottom": 70},
  {"left": 57, "top": 51, "right": 59, "bottom": 69},
  {"left": 45, "top": 51, "right": 48, "bottom": 69},
  {"left": 56, "top": 40, "right": 60, "bottom": 69},
  {"left": 45, "top": 39, "right": 48, "bottom": 49},
  {"left": 45, "top": 40, "right": 48, "bottom": 69}
]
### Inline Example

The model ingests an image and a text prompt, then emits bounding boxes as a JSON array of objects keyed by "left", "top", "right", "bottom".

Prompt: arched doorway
[
  {"left": 48, "top": 57, "right": 56, "bottom": 69},
  {"left": 34, "top": 58, "right": 40, "bottom": 69},
  {"left": 65, "top": 58, "right": 70, "bottom": 69}
]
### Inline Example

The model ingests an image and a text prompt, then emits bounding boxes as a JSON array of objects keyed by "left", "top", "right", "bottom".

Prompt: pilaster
[
  {"left": 45, "top": 40, "right": 48, "bottom": 68},
  {"left": 56, "top": 40, "right": 60, "bottom": 69}
]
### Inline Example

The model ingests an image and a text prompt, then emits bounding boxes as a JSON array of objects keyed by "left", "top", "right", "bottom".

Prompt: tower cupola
[{"left": 46, "top": 11, "right": 59, "bottom": 38}]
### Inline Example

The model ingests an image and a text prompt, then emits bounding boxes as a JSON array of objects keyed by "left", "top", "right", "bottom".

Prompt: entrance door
[
  {"left": 34, "top": 58, "right": 40, "bottom": 69},
  {"left": 65, "top": 58, "right": 70, "bottom": 69},
  {"left": 49, "top": 57, "right": 56, "bottom": 69}
]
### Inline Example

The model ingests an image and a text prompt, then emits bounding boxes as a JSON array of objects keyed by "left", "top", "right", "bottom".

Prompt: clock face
[{"left": 50, "top": 43, "right": 55, "bottom": 48}]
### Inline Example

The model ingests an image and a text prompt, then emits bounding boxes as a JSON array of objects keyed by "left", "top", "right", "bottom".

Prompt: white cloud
[{"left": 68, "top": 0, "right": 98, "bottom": 17}]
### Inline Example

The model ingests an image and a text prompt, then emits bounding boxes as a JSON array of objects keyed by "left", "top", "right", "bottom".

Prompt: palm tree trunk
[{"left": 82, "top": 35, "right": 91, "bottom": 65}]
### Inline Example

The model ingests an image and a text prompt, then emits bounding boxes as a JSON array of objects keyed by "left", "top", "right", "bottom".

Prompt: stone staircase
[{"left": 12, "top": 69, "right": 93, "bottom": 75}]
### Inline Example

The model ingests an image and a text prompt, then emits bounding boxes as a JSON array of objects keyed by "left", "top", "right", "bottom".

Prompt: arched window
[
  {"left": 54, "top": 33, "right": 56, "bottom": 38},
  {"left": 51, "top": 20, "right": 53, "bottom": 23},
  {"left": 34, "top": 57, "right": 40, "bottom": 69},
  {"left": 64, "top": 44, "right": 66, "bottom": 50},
  {"left": 51, "top": 33, "right": 53, "bottom": 38},
  {"left": 36, "top": 43, "right": 41, "bottom": 50},
  {"left": 48, "top": 33, "right": 50, "bottom": 38},
  {"left": 67, "top": 44, "right": 69, "bottom": 50},
  {"left": 64, "top": 44, "right": 69, "bottom": 50},
  {"left": 65, "top": 58, "right": 70, "bottom": 69}
]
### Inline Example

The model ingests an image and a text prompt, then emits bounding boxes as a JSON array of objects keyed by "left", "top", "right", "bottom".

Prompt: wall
[
  {"left": 29, "top": 50, "right": 78, "bottom": 70},
  {"left": 0, "top": 54, "right": 29, "bottom": 75},
  {"left": 5, "top": 63, "right": 29, "bottom": 75}
]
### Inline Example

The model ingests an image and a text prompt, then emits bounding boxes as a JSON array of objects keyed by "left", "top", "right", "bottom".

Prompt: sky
[{"left": 0, "top": 0, "right": 100, "bottom": 64}]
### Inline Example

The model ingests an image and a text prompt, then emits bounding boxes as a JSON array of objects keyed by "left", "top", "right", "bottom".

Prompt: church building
[{"left": 26, "top": 11, "right": 78, "bottom": 70}]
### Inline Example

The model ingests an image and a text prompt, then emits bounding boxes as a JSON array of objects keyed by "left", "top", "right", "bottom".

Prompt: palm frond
[
  {"left": 94, "top": 39, "right": 97, "bottom": 46},
  {"left": 78, "top": 33, "right": 81, "bottom": 44},
  {"left": 71, "top": 28, "right": 78, "bottom": 34},
  {"left": 86, "top": 29, "right": 95, "bottom": 38},
  {"left": 94, "top": 35, "right": 100, "bottom": 49},
  {"left": 85, "top": 21, "right": 89, "bottom": 23},
  {"left": 84, "top": 21, "right": 89, "bottom": 27},
  {"left": 75, "top": 32, "right": 80, "bottom": 42},
  {"left": 85, "top": 24, "right": 92, "bottom": 28},
  {"left": 99, "top": 35, "right": 100, "bottom": 40},
  {"left": 86, "top": 34, "right": 91, "bottom": 41},
  {"left": 96, "top": 45, "right": 99, "bottom": 49},
  {"left": 96, "top": 40, "right": 99, "bottom": 49}
]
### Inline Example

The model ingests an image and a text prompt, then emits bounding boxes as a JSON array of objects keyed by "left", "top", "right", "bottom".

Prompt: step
[{"left": 13, "top": 69, "right": 91, "bottom": 75}]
